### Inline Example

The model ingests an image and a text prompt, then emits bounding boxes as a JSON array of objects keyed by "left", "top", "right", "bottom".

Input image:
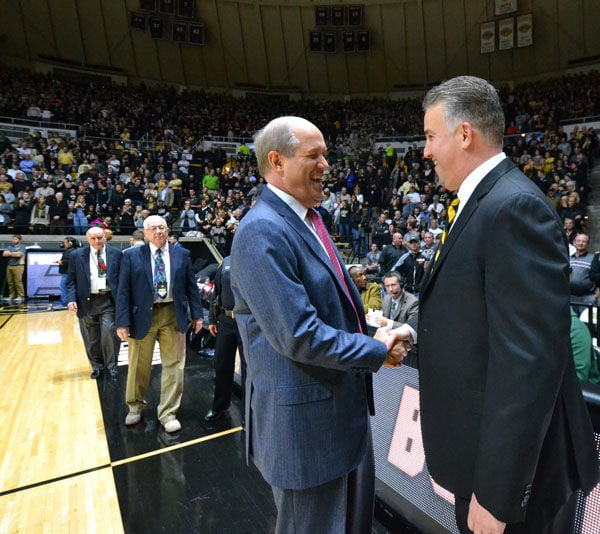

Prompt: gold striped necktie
[{"left": 433, "top": 197, "right": 460, "bottom": 264}]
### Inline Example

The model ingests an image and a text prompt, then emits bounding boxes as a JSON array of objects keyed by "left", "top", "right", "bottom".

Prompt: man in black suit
[
  {"left": 204, "top": 255, "right": 246, "bottom": 423},
  {"left": 67, "top": 225, "right": 122, "bottom": 378},
  {"left": 388, "top": 76, "right": 598, "bottom": 533}
]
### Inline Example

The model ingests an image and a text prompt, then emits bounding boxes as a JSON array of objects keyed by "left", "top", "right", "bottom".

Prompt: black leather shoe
[
  {"left": 204, "top": 409, "right": 224, "bottom": 422},
  {"left": 108, "top": 367, "right": 119, "bottom": 378},
  {"left": 90, "top": 367, "right": 102, "bottom": 379}
]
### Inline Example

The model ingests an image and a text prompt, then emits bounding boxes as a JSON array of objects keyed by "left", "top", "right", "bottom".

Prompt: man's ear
[
  {"left": 268, "top": 151, "right": 284, "bottom": 172},
  {"left": 459, "top": 122, "right": 473, "bottom": 146}
]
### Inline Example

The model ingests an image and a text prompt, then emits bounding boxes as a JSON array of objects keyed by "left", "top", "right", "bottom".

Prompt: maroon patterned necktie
[
  {"left": 97, "top": 252, "right": 107, "bottom": 293},
  {"left": 307, "top": 209, "right": 362, "bottom": 332},
  {"left": 97, "top": 252, "right": 106, "bottom": 277}
]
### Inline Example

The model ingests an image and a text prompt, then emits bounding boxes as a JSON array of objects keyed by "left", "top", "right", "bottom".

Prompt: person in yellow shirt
[
  {"left": 57, "top": 146, "right": 74, "bottom": 167},
  {"left": 349, "top": 265, "right": 381, "bottom": 312}
]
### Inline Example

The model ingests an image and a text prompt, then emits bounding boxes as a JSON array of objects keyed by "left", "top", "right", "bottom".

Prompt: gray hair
[
  {"left": 253, "top": 116, "right": 311, "bottom": 177},
  {"left": 423, "top": 76, "right": 505, "bottom": 146},
  {"left": 348, "top": 265, "right": 365, "bottom": 277}
]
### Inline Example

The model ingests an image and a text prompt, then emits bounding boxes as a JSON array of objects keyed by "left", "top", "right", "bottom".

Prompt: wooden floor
[
  {"left": 0, "top": 305, "right": 278, "bottom": 533},
  {"left": 0, "top": 303, "right": 399, "bottom": 533},
  {"left": 0, "top": 308, "right": 123, "bottom": 532}
]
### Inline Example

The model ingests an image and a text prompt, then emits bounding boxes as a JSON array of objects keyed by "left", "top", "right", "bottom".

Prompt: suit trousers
[
  {"left": 211, "top": 314, "right": 246, "bottom": 415},
  {"left": 126, "top": 302, "right": 186, "bottom": 423},
  {"left": 271, "top": 425, "right": 375, "bottom": 534},
  {"left": 79, "top": 293, "right": 119, "bottom": 371},
  {"left": 454, "top": 490, "right": 578, "bottom": 534}
]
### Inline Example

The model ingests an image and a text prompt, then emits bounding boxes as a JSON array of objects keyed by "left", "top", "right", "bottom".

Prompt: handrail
[
  {"left": 0, "top": 114, "right": 80, "bottom": 131},
  {"left": 559, "top": 114, "right": 600, "bottom": 126}
]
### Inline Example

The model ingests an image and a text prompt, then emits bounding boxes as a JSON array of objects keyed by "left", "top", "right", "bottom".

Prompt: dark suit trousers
[
  {"left": 212, "top": 314, "right": 246, "bottom": 417},
  {"left": 455, "top": 490, "right": 578, "bottom": 534},
  {"left": 271, "top": 425, "right": 375, "bottom": 534},
  {"left": 78, "top": 293, "right": 119, "bottom": 370}
]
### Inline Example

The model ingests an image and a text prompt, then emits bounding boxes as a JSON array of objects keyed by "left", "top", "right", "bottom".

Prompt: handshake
[{"left": 374, "top": 324, "right": 414, "bottom": 368}]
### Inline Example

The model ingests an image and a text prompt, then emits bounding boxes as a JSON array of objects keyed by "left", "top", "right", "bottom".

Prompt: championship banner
[
  {"left": 480, "top": 21, "right": 495, "bottom": 54},
  {"left": 498, "top": 18, "right": 514, "bottom": 50},
  {"left": 517, "top": 14, "right": 533, "bottom": 47},
  {"left": 495, "top": 0, "right": 517, "bottom": 16}
]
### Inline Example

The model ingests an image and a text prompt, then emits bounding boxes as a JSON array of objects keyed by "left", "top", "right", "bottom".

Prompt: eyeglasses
[{"left": 146, "top": 225, "right": 167, "bottom": 233}]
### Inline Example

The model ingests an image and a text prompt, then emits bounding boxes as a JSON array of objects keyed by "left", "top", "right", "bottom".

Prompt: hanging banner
[
  {"left": 495, "top": 0, "right": 517, "bottom": 15},
  {"left": 517, "top": 14, "right": 533, "bottom": 47},
  {"left": 498, "top": 18, "right": 514, "bottom": 50},
  {"left": 480, "top": 21, "right": 495, "bottom": 54}
]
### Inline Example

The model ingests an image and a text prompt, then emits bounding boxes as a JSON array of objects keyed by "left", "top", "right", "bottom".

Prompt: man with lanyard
[{"left": 116, "top": 215, "right": 204, "bottom": 433}]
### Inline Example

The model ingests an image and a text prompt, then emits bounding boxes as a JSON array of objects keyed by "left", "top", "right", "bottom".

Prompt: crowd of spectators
[{"left": 0, "top": 65, "right": 598, "bottom": 260}]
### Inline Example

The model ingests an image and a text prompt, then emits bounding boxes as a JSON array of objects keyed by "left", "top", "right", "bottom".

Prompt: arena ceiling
[{"left": 1, "top": 0, "right": 599, "bottom": 96}]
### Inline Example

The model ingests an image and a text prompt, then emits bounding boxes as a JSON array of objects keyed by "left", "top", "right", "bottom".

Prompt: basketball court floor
[{"left": 0, "top": 303, "right": 391, "bottom": 533}]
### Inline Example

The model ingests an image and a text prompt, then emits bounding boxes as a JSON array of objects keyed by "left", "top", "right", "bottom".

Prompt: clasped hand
[{"left": 374, "top": 325, "right": 413, "bottom": 368}]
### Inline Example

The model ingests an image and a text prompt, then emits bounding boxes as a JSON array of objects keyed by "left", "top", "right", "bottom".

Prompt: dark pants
[
  {"left": 455, "top": 490, "right": 578, "bottom": 534},
  {"left": 50, "top": 219, "right": 67, "bottom": 235},
  {"left": 271, "top": 424, "right": 375, "bottom": 534},
  {"left": 78, "top": 293, "right": 120, "bottom": 371},
  {"left": 212, "top": 314, "right": 246, "bottom": 417}
]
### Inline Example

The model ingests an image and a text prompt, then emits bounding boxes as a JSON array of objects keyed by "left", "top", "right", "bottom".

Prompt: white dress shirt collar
[
  {"left": 267, "top": 183, "right": 309, "bottom": 222},
  {"left": 149, "top": 243, "right": 168, "bottom": 256},
  {"left": 267, "top": 183, "right": 328, "bottom": 254},
  {"left": 455, "top": 152, "right": 506, "bottom": 220}
]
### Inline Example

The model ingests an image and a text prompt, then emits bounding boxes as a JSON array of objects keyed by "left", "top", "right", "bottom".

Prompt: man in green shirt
[
  {"left": 202, "top": 168, "right": 220, "bottom": 198},
  {"left": 3, "top": 234, "right": 26, "bottom": 304}
]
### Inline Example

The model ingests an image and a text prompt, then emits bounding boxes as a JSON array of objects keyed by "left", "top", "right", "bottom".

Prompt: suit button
[{"left": 520, "top": 484, "right": 532, "bottom": 508}]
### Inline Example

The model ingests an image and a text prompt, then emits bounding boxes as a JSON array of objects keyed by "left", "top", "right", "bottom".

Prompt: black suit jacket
[
  {"left": 418, "top": 158, "right": 598, "bottom": 524},
  {"left": 66, "top": 246, "right": 122, "bottom": 317}
]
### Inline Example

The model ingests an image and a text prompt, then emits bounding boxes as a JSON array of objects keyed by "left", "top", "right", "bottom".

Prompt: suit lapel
[
  {"left": 83, "top": 247, "right": 92, "bottom": 279},
  {"left": 383, "top": 297, "right": 391, "bottom": 318},
  {"left": 260, "top": 190, "right": 364, "bottom": 322},
  {"left": 141, "top": 244, "right": 154, "bottom": 291},
  {"left": 167, "top": 244, "right": 179, "bottom": 289},
  {"left": 421, "top": 158, "right": 514, "bottom": 296},
  {"left": 106, "top": 247, "right": 116, "bottom": 277},
  {"left": 395, "top": 293, "right": 405, "bottom": 320},
  {"left": 261, "top": 189, "right": 338, "bottom": 279}
]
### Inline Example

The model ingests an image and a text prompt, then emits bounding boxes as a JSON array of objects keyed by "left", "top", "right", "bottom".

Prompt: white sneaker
[
  {"left": 125, "top": 411, "right": 141, "bottom": 426},
  {"left": 162, "top": 418, "right": 181, "bottom": 433}
]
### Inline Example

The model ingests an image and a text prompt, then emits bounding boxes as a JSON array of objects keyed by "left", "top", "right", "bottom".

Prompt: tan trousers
[
  {"left": 125, "top": 303, "right": 187, "bottom": 423},
  {"left": 7, "top": 264, "right": 25, "bottom": 299}
]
